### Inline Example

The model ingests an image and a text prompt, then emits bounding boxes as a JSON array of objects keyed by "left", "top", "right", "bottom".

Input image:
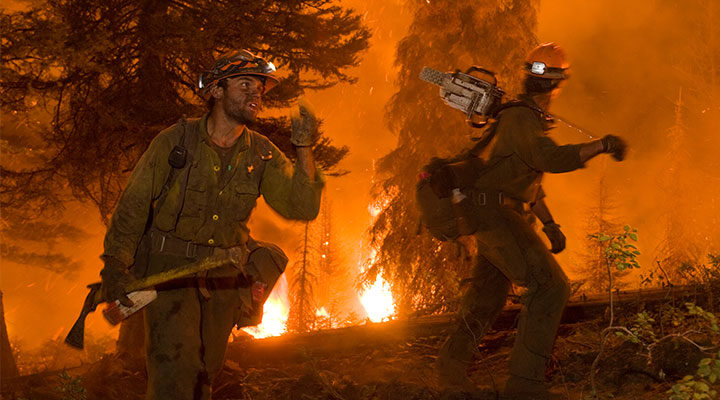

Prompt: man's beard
[{"left": 224, "top": 98, "right": 258, "bottom": 125}]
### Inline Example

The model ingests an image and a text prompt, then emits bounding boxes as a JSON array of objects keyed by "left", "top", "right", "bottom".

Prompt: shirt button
[
  {"left": 208, "top": 239, "right": 215, "bottom": 245},
  {"left": 212, "top": 214, "right": 219, "bottom": 221},
  {"left": 213, "top": 165, "right": 220, "bottom": 172}
]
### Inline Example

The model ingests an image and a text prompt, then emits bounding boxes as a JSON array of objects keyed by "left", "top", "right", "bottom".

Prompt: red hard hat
[{"left": 524, "top": 42, "right": 569, "bottom": 80}]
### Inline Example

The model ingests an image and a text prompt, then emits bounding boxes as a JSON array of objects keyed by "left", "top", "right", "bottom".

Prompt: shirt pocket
[
  {"left": 232, "top": 181, "right": 259, "bottom": 221},
  {"left": 181, "top": 174, "right": 208, "bottom": 217}
]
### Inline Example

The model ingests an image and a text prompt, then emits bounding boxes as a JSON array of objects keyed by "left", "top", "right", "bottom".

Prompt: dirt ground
[{"left": 2, "top": 289, "right": 718, "bottom": 400}]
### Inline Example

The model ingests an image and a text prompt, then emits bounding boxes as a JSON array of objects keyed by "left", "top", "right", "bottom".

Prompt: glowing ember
[
  {"left": 359, "top": 277, "right": 396, "bottom": 322},
  {"left": 241, "top": 275, "right": 289, "bottom": 338}
]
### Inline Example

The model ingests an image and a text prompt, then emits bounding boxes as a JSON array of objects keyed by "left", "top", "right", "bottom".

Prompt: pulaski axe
[{"left": 65, "top": 253, "right": 240, "bottom": 349}]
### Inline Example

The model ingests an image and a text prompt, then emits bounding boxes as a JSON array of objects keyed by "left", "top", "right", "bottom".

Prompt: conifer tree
[
  {"left": 577, "top": 174, "right": 630, "bottom": 293},
  {"left": 287, "top": 222, "right": 317, "bottom": 333},
  {"left": 654, "top": 89, "right": 698, "bottom": 283},
  {"left": 0, "top": 0, "right": 368, "bottom": 221},
  {"left": 313, "top": 199, "right": 355, "bottom": 329},
  {"left": 365, "top": 0, "right": 537, "bottom": 315}
]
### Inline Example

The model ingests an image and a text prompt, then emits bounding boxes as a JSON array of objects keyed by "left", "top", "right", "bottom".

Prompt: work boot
[
  {"left": 436, "top": 333, "right": 477, "bottom": 391},
  {"left": 502, "top": 375, "right": 565, "bottom": 400},
  {"left": 436, "top": 354, "right": 475, "bottom": 391}
]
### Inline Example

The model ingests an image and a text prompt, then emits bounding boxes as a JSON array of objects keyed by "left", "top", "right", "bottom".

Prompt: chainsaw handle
[{"left": 465, "top": 66, "right": 497, "bottom": 85}]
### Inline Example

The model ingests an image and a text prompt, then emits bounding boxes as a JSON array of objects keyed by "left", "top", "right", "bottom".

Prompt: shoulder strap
[
  {"left": 153, "top": 117, "right": 201, "bottom": 222},
  {"left": 468, "top": 101, "right": 539, "bottom": 157}
]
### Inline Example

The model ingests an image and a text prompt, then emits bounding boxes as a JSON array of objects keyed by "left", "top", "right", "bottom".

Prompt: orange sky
[{"left": 2, "top": 0, "right": 719, "bottom": 352}]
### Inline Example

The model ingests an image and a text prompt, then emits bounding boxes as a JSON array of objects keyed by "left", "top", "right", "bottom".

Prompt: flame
[
  {"left": 359, "top": 277, "right": 396, "bottom": 322},
  {"left": 316, "top": 306, "right": 329, "bottom": 317},
  {"left": 240, "top": 275, "right": 290, "bottom": 339}
]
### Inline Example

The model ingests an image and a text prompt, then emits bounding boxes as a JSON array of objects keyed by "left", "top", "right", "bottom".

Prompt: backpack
[{"left": 415, "top": 101, "right": 533, "bottom": 241}]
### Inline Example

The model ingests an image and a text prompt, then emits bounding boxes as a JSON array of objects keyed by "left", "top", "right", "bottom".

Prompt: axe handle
[{"left": 65, "top": 253, "right": 235, "bottom": 349}]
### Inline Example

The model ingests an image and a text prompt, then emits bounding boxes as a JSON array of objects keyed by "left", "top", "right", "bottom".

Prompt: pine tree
[
  {"left": 654, "top": 89, "right": 699, "bottom": 283},
  {"left": 577, "top": 174, "right": 630, "bottom": 293},
  {"left": 287, "top": 222, "right": 317, "bottom": 333},
  {"left": 313, "top": 199, "right": 355, "bottom": 329},
  {"left": 0, "top": 0, "right": 368, "bottom": 221},
  {"left": 365, "top": 0, "right": 537, "bottom": 315},
  {"left": 1, "top": 291, "right": 20, "bottom": 379}
]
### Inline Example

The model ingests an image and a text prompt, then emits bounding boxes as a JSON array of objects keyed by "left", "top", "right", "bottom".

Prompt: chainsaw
[{"left": 419, "top": 65, "right": 506, "bottom": 128}]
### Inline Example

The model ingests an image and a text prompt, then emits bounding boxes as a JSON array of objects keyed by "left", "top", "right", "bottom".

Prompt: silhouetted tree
[
  {"left": 287, "top": 222, "right": 317, "bottom": 333},
  {"left": 1, "top": 291, "right": 19, "bottom": 380},
  {"left": 365, "top": 0, "right": 537, "bottom": 315},
  {"left": 312, "top": 199, "right": 355, "bottom": 329},
  {"left": 577, "top": 174, "right": 630, "bottom": 293},
  {"left": 1, "top": 0, "right": 368, "bottom": 221},
  {"left": 653, "top": 89, "right": 701, "bottom": 283}
]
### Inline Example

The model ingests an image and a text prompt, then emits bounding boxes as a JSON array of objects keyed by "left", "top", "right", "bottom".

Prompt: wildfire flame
[
  {"left": 359, "top": 277, "right": 396, "bottom": 322},
  {"left": 240, "top": 275, "right": 290, "bottom": 339}
]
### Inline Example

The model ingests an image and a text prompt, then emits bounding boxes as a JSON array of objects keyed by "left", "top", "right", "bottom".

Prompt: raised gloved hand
[
  {"left": 290, "top": 98, "right": 319, "bottom": 147},
  {"left": 100, "top": 257, "right": 135, "bottom": 307},
  {"left": 601, "top": 135, "right": 627, "bottom": 161},
  {"left": 542, "top": 222, "right": 566, "bottom": 254}
]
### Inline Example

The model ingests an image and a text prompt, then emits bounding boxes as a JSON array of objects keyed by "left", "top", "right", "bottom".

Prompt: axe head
[{"left": 102, "top": 289, "right": 158, "bottom": 325}]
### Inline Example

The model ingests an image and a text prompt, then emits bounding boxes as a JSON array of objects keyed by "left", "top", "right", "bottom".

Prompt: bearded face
[{"left": 219, "top": 76, "right": 265, "bottom": 124}]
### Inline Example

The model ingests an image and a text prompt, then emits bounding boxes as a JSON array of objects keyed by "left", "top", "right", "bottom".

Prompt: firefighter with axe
[{"left": 68, "top": 49, "right": 323, "bottom": 400}]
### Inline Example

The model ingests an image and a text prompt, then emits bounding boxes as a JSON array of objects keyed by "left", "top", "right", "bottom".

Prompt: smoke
[
  {"left": 3, "top": 0, "right": 719, "bottom": 352},
  {"left": 537, "top": 0, "right": 720, "bottom": 278}
]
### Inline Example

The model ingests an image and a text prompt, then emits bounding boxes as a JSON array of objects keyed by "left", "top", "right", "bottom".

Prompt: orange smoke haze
[{"left": 2, "top": 0, "right": 719, "bottom": 353}]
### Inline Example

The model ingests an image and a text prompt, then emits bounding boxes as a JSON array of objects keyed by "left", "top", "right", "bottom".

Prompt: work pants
[
  {"left": 144, "top": 253, "right": 246, "bottom": 400},
  {"left": 438, "top": 206, "right": 570, "bottom": 381}
]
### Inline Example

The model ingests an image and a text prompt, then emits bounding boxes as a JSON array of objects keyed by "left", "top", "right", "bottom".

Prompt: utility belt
[
  {"left": 149, "top": 230, "right": 233, "bottom": 260},
  {"left": 471, "top": 191, "right": 525, "bottom": 211},
  {"left": 145, "top": 229, "right": 288, "bottom": 328}
]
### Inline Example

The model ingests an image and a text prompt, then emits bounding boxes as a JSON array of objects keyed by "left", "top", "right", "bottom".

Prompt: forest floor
[{"left": 2, "top": 286, "right": 718, "bottom": 400}]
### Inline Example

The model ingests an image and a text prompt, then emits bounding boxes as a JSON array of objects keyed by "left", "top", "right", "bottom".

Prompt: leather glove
[
  {"left": 290, "top": 98, "right": 318, "bottom": 147},
  {"left": 100, "top": 257, "right": 135, "bottom": 307},
  {"left": 542, "top": 222, "right": 566, "bottom": 254},
  {"left": 601, "top": 135, "right": 627, "bottom": 161}
]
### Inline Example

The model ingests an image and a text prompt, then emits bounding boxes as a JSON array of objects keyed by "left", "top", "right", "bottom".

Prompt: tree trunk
[{"left": 1, "top": 291, "right": 20, "bottom": 379}]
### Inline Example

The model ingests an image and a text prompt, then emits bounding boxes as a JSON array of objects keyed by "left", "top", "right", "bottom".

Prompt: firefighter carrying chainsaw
[
  {"left": 419, "top": 43, "right": 627, "bottom": 399},
  {"left": 69, "top": 49, "right": 324, "bottom": 400}
]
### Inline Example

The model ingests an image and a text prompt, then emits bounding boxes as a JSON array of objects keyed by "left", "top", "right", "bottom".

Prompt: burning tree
[
  {"left": 312, "top": 199, "right": 356, "bottom": 329},
  {"left": 287, "top": 199, "right": 354, "bottom": 332},
  {"left": 365, "top": 0, "right": 537, "bottom": 315}
]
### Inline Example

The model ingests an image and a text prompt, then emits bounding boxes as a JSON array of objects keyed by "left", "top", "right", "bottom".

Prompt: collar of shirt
[{"left": 199, "top": 113, "right": 251, "bottom": 152}]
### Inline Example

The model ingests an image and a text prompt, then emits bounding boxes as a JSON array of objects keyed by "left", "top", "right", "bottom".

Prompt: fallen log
[{"left": 227, "top": 284, "right": 714, "bottom": 367}]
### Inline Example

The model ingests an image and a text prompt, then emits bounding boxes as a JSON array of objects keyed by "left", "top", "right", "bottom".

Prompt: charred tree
[
  {"left": 313, "top": 199, "right": 355, "bottom": 329},
  {"left": 365, "top": 0, "right": 537, "bottom": 315},
  {"left": 0, "top": 291, "right": 19, "bottom": 380},
  {"left": 287, "top": 222, "right": 317, "bottom": 333}
]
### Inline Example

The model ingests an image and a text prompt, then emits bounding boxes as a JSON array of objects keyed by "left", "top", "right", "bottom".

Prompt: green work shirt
[
  {"left": 102, "top": 114, "right": 325, "bottom": 267},
  {"left": 475, "top": 96, "right": 585, "bottom": 203}
]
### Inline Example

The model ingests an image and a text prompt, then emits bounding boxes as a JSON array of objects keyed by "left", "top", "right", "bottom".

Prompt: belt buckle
[
  {"left": 477, "top": 193, "right": 486, "bottom": 206},
  {"left": 185, "top": 242, "right": 197, "bottom": 258},
  {"left": 159, "top": 235, "right": 166, "bottom": 253}
]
